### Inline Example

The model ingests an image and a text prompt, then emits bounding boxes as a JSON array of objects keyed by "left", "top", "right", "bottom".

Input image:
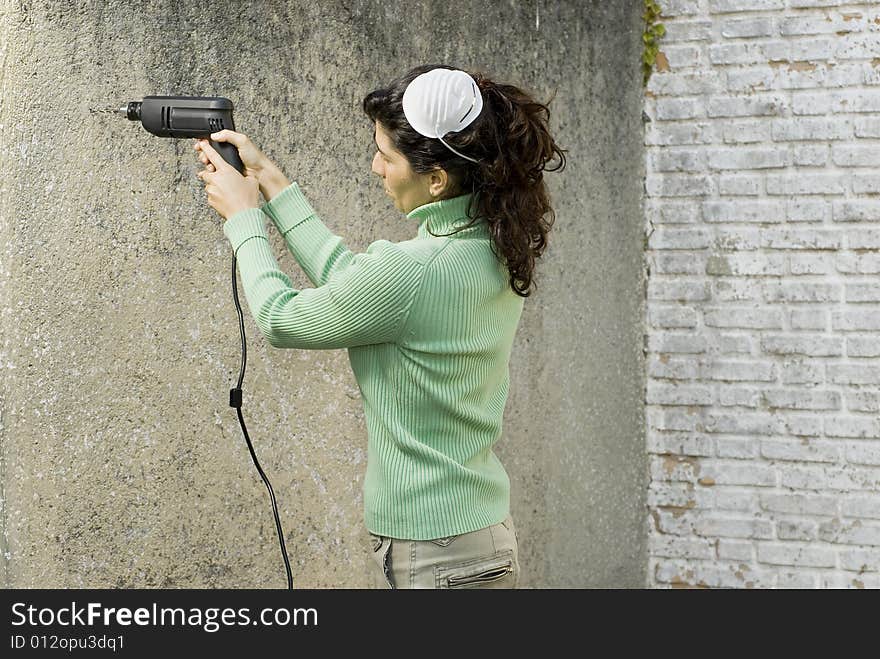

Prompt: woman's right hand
[{"left": 193, "top": 130, "right": 272, "bottom": 181}]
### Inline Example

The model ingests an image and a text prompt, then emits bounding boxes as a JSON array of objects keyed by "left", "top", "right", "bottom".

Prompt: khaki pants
[{"left": 366, "top": 515, "right": 520, "bottom": 589}]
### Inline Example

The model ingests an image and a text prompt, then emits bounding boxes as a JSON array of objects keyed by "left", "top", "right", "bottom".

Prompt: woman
[{"left": 194, "top": 64, "right": 566, "bottom": 588}]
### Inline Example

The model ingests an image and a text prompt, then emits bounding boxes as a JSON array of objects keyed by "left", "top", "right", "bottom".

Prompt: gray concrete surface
[{"left": 0, "top": 0, "right": 646, "bottom": 588}]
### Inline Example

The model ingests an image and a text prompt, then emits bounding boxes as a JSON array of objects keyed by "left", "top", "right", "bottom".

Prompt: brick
[
  {"left": 647, "top": 356, "right": 699, "bottom": 380},
  {"left": 776, "top": 571, "right": 820, "bottom": 588},
  {"left": 760, "top": 389, "right": 841, "bottom": 411},
  {"left": 648, "top": 72, "right": 725, "bottom": 97},
  {"left": 716, "top": 538, "right": 753, "bottom": 560},
  {"left": 718, "top": 174, "right": 763, "bottom": 196},
  {"left": 818, "top": 518, "right": 880, "bottom": 546},
  {"left": 792, "top": 144, "right": 829, "bottom": 167},
  {"left": 662, "top": 44, "right": 706, "bottom": 70},
  {"left": 726, "top": 68, "right": 775, "bottom": 94},
  {"left": 841, "top": 495, "right": 880, "bottom": 520},
  {"left": 714, "top": 413, "right": 788, "bottom": 437},
  {"left": 846, "top": 390, "right": 880, "bottom": 413},
  {"left": 721, "top": 119, "right": 771, "bottom": 143},
  {"left": 789, "top": 309, "right": 829, "bottom": 332},
  {"left": 831, "top": 309, "right": 880, "bottom": 330},
  {"left": 778, "top": 360, "right": 826, "bottom": 387},
  {"left": 760, "top": 492, "right": 839, "bottom": 516},
  {"left": 716, "top": 437, "right": 760, "bottom": 459},
  {"left": 710, "top": 0, "right": 786, "bottom": 15},
  {"left": 761, "top": 228, "right": 841, "bottom": 249},
  {"left": 757, "top": 542, "right": 836, "bottom": 567},
  {"left": 848, "top": 282, "right": 880, "bottom": 303},
  {"left": 698, "top": 461, "right": 777, "bottom": 486},
  {"left": 718, "top": 387, "right": 761, "bottom": 407},
  {"left": 660, "top": 0, "right": 702, "bottom": 18},
  {"left": 765, "top": 173, "right": 847, "bottom": 195},
  {"left": 779, "top": 15, "right": 862, "bottom": 36},
  {"left": 650, "top": 535, "right": 716, "bottom": 559},
  {"left": 702, "top": 200, "right": 785, "bottom": 223},
  {"left": 645, "top": 199, "right": 702, "bottom": 225},
  {"left": 762, "top": 282, "right": 840, "bottom": 303},
  {"left": 838, "top": 547, "right": 880, "bottom": 572},
  {"left": 786, "top": 197, "right": 831, "bottom": 223},
  {"left": 647, "top": 383, "right": 713, "bottom": 405},
  {"left": 696, "top": 514, "right": 774, "bottom": 539},
  {"left": 706, "top": 252, "right": 786, "bottom": 276},
  {"left": 648, "top": 305, "right": 698, "bottom": 327},
  {"left": 779, "top": 464, "right": 880, "bottom": 491},
  {"left": 652, "top": 253, "right": 705, "bottom": 275},
  {"left": 846, "top": 227, "right": 880, "bottom": 249},
  {"left": 717, "top": 334, "right": 753, "bottom": 354},
  {"left": 762, "top": 439, "right": 841, "bottom": 463},
  {"left": 721, "top": 16, "right": 775, "bottom": 38},
  {"left": 834, "top": 255, "right": 880, "bottom": 276},
  {"left": 790, "top": 307, "right": 829, "bottom": 329},
  {"left": 646, "top": 173, "right": 715, "bottom": 196},
  {"left": 789, "top": 256, "right": 829, "bottom": 276},
  {"left": 699, "top": 360, "right": 777, "bottom": 382},
  {"left": 824, "top": 416, "right": 880, "bottom": 438},
  {"left": 645, "top": 122, "right": 720, "bottom": 146},
  {"left": 771, "top": 117, "right": 851, "bottom": 141},
  {"left": 846, "top": 337, "right": 880, "bottom": 358},
  {"left": 853, "top": 116, "right": 880, "bottom": 138},
  {"left": 662, "top": 20, "right": 713, "bottom": 43},
  {"left": 648, "top": 279, "right": 711, "bottom": 302},
  {"left": 826, "top": 363, "right": 880, "bottom": 387},
  {"left": 792, "top": 92, "right": 833, "bottom": 115},
  {"left": 845, "top": 442, "right": 880, "bottom": 466},
  {"left": 703, "top": 307, "right": 784, "bottom": 328},
  {"left": 832, "top": 200, "right": 880, "bottom": 222},
  {"left": 831, "top": 145, "right": 880, "bottom": 167},
  {"left": 829, "top": 89, "right": 880, "bottom": 113},
  {"left": 822, "top": 573, "right": 880, "bottom": 588},
  {"left": 707, "top": 147, "right": 789, "bottom": 170},
  {"left": 776, "top": 518, "right": 819, "bottom": 541},
  {"left": 787, "top": 0, "right": 844, "bottom": 7},
  {"left": 647, "top": 432, "right": 715, "bottom": 457},
  {"left": 651, "top": 148, "right": 705, "bottom": 172},
  {"left": 760, "top": 335, "right": 842, "bottom": 357},
  {"left": 655, "top": 98, "right": 705, "bottom": 121},
  {"left": 708, "top": 93, "right": 787, "bottom": 117}
]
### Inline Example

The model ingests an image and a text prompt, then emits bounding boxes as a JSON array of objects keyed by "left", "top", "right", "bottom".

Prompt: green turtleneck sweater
[{"left": 222, "top": 182, "right": 525, "bottom": 540}]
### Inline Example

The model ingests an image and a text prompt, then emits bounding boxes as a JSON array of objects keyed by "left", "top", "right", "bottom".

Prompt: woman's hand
[
  {"left": 194, "top": 129, "right": 290, "bottom": 206},
  {"left": 194, "top": 139, "right": 261, "bottom": 221},
  {"left": 194, "top": 130, "right": 271, "bottom": 179}
]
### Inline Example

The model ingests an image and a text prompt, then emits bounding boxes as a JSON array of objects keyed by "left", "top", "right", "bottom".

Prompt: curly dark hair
[{"left": 362, "top": 64, "right": 567, "bottom": 298}]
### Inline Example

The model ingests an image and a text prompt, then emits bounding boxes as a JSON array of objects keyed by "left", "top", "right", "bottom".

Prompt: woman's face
[{"left": 371, "top": 122, "right": 446, "bottom": 214}]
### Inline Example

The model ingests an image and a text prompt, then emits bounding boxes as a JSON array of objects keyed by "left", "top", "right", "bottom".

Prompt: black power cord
[{"left": 229, "top": 253, "right": 294, "bottom": 590}]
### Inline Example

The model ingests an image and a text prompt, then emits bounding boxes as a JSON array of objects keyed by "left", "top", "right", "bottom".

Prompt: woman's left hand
[{"left": 194, "top": 139, "right": 261, "bottom": 221}]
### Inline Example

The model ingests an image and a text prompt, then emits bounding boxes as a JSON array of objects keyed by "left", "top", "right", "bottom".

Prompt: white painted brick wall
[{"left": 643, "top": 1, "right": 880, "bottom": 588}]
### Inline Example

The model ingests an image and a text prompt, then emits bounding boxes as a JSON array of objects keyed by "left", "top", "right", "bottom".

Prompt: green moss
[{"left": 642, "top": 0, "right": 667, "bottom": 87}]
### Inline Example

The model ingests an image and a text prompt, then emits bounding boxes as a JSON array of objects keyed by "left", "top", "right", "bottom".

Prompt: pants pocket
[{"left": 434, "top": 549, "right": 516, "bottom": 589}]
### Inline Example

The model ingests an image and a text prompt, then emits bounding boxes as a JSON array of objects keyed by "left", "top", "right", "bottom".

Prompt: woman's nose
[{"left": 372, "top": 152, "right": 383, "bottom": 176}]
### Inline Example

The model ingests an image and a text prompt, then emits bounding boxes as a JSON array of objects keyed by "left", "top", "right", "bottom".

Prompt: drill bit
[{"left": 88, "top": 105, "right": 128, "bottom": 116}]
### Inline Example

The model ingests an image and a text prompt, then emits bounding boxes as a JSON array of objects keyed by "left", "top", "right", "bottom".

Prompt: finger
[{"left": 199, "top": 140, "right": 227, "bottom": 170}]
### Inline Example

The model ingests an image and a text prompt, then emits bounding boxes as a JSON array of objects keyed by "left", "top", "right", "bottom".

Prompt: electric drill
[
  {"left": 116, "top": 95, "right": 245, "bottom": 174},
  {"left": 114, "top": 94, "right": 294, "bottom": 589}
]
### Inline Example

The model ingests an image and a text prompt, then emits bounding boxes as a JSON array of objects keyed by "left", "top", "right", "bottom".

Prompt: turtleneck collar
[{"left": 406, "top": 193, "right": 487, "bottom": 240}]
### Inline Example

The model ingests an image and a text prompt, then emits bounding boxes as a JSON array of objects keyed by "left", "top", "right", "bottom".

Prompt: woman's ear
[{"left": 427, "top": 167, "right": 449, "bottom": 198}]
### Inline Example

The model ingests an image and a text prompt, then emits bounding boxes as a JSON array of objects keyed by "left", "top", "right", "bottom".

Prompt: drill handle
[{"left": 211, "top": 139, "right": 245, "bottom": 175}]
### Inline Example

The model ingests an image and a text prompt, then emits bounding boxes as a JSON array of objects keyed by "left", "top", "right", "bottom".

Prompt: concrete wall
[{"left": 0, "top": 0, "right": 646, "bottom": 588}]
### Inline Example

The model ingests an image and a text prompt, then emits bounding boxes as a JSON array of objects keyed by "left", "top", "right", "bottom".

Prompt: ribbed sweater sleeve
[
  {"left": 259, "top": 182, "right": 358, "bottom": 288},
  {"left": 222, "top": 185, "right": 423, "bottom": 350}
]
